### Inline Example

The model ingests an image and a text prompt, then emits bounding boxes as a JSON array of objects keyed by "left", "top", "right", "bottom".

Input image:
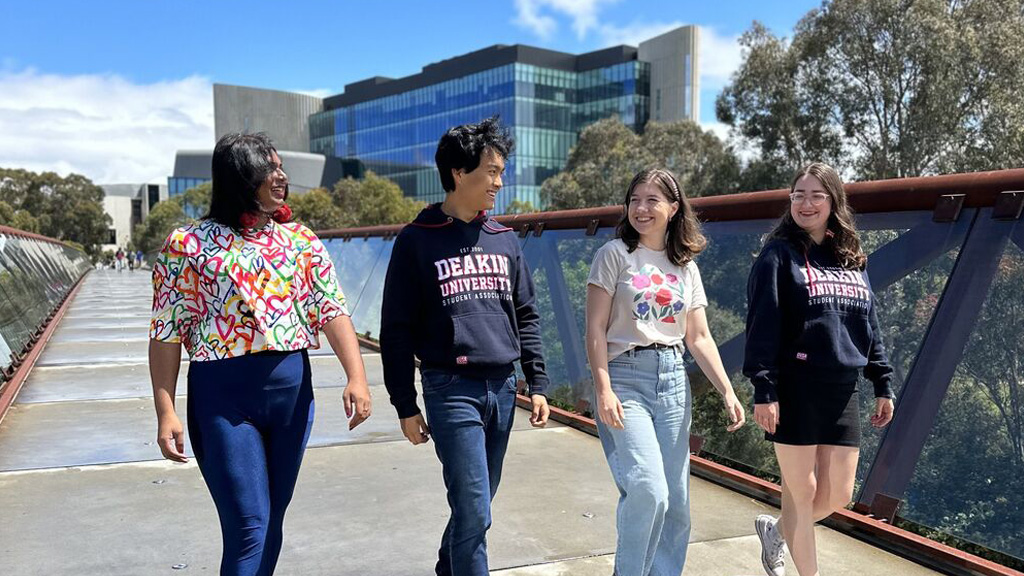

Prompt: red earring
[
  {"left": 239, "top": 212, "right": 260, "bottom": 229},
  {"left": 272, "top": 204, "right": 292, "bottom": 223}
]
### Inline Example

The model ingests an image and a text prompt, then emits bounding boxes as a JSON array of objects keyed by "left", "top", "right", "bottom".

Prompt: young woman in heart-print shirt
[{"left": 148, "top": 132, "right": 371, "bottom": 575}]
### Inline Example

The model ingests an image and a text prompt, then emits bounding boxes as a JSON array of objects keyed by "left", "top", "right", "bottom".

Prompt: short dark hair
[
  {"left": 206, "top": 132, "right": 283, "bottom": 228},
  {"left": 434, "top": 116, "right": 515, "bottom": 193}
]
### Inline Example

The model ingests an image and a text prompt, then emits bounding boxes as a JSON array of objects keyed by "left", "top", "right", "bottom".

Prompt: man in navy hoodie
[{"left": 380, "top": 117, "right": 550, "bottom": 576}]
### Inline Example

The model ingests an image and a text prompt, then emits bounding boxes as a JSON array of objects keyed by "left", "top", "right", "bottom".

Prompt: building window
[{"left": 148, "top": 185, "right": 160, "bottom": 210}]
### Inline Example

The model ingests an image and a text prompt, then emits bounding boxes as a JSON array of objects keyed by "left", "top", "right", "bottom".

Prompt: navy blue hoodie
[
  {"left": 743, "top": 238, "right": 894, "bottom": 404},
  {"left": 380, "top": 204, "right": 549, "bottom": 418}
]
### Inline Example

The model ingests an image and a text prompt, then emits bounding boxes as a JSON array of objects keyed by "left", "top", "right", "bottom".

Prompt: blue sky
[{"left": 0, "top": 0, "right": 820, "bottom": 184}]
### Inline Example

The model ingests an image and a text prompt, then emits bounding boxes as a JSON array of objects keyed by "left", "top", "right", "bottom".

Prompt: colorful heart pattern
[{"left": 149, "top": 219, "right": 348, "bottom": 361}]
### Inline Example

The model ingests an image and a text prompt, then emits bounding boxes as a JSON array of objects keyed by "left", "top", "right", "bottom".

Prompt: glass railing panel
[
  {"left": 900, "top": 217, "right": 1024, "bottom": 562},
  {"left": 323, "top": 237, "right": 388, "bottom": 322},
  {"left": 347, "top": 238, "right": 396, "bottom": 339}
]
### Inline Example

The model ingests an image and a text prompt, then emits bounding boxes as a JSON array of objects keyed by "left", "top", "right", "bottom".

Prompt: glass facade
[
  {"left": 310, "top": 61, "right": 650, "bottom": 212},
  {"left": 167, "top": 177, "right": 209, "bottom": 198}
]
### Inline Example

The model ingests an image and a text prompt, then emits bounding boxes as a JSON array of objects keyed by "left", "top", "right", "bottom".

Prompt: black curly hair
[{"left": 434, "top": 116, "right": 515, "bottom": 193}]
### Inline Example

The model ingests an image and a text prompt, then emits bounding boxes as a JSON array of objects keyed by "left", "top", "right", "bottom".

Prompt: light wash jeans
[{"left": 597, "top": 346, "right": 692, "bottom": 576}]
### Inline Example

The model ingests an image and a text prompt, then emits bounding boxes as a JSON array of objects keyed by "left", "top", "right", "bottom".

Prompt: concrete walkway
[{"left": 0, "top": 270, "right": 943, "bottom": 575}]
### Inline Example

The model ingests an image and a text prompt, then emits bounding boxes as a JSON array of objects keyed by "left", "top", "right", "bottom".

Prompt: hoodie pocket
[
  {"left": 794, "top": 311, "right": 872, "bottom": 367},
  {"left": 451, "top": 312, "right": 519, "bottom": 366}
]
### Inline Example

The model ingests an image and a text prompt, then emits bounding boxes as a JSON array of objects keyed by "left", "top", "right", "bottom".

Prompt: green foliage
[
  {"left": 716, "top": 0, "right": 1024, "bottom": 179},
  {"left": 504, "top": 199, "right": 538, "bottom": 215},
  {"left": 289, "top": 188, "right": 344, "bottom": 231},
  {"left": 133, "top": 173, "right": 425, "bottom": 253},
  {"left": 540, "top": 118, "right": 744, "bottom": 210},
  {"left": 0, "top": 167, "right": 112, "bottom": 256},
  {"left": 331, "top": 171, "right": 426, "bottom": 229},
  {"left": 131, "top": 182, "right": 211, "bottom": 254}
]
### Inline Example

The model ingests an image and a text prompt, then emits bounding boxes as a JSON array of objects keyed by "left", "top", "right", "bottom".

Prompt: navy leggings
[{"left": 187, "top": 349, "right": 315, "bottom": 576}]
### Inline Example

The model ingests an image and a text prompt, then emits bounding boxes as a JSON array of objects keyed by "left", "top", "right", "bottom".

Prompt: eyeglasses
[{"left": 790, "top": 192, "right": 830, "bottom": 206}]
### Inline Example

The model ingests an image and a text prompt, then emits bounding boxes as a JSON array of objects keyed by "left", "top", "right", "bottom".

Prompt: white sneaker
[{"left": 755, "top": 514, "right": 786, "bottom": 576}]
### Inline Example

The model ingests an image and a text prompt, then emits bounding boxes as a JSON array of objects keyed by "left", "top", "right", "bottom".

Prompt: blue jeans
[
  {"left": 597, "top": 347, "right": 692, "bottom": 576},
  {"left": 420, "top": 368, "right": 518, "bottom": 576},
  {"left": 187, "top": 350, "right": 315, "bottom": 576}
]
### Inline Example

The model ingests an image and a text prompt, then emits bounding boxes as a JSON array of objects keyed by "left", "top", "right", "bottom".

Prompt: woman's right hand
[
  {"left": 157, "top": 412, "right": 188, "bottom": 463},
  {"left": 753, "top": 402, "right": 779, "bottom": 435},
  {"left": 596, "top": 390, "right": 625, "bottom": 430}
]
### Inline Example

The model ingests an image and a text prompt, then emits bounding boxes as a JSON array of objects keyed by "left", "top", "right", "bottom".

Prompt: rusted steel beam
[{"left": 316, "top": 169, "right": 1024, "bottom": 238}]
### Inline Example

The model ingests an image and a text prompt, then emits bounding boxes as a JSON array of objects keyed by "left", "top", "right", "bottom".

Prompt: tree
[
  {"left": 716, "top": 0, "right": 1024, "bottom": 181},
  {"left": 131, "top": 182, "right": 212, "bottom": 254},
  {"left": 540, "top": 119, "right": 648, "bottom": 210},
  {"left": 132, "top": 198, "right": 188, "bottom": 254},
  {"left": 289, "top": 188, "right": 344, "bottom": 231},
  {"left": 0, "top": 168, "right": 111, "bottom": 256},
  {"left": 330, "top": 171, "right": 425, "bottom": 228},
  {"left": 0, "top": 200, "right": 41, "bottom": 233},
  {"left": 504, "top": 199, "right": 538, "bottom": 214},
  {"left": 541, "top": 118, "right": 744, "bottom": 210},
  {"left": 642, "top": 121, "right": 742, "bottom": 198}
]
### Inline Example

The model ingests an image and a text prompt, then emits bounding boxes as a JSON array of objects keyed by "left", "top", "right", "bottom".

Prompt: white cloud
[
  {"left": 598, "top": 20, "right": 682, "bottom": 47},
  {"left": 513, "top": 0, "right": 620, "bottom": 40},
  {"left": 599, "top": 21, "right": 741, "bottom": 91},
  {"left": 700, "top": 120, "right": 732, "bottom": 142},
  {"left": 701, "top": 119, "right": 758, "bottom": 163},
  {"left": 699, "top": 26, "right": 743, "bottom": 91},
  {"left": 289, "top": 87, "right": 335, "bottom": 99},
  {"left": 0, "top": 68, "right": 214, "bottom": 184}
]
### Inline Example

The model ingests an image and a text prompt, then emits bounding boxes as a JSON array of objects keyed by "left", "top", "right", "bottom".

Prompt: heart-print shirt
[
  {"left": 587, "top": 239, "right": 707, "bottom": 360},
  {"left": 149, "top": 218, "right": 349, "bottom": 361}
]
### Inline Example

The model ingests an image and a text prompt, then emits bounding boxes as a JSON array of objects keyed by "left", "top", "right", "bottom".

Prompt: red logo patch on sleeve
[{"left": 456, "top": 356, "right": 468, "bottom": 365}]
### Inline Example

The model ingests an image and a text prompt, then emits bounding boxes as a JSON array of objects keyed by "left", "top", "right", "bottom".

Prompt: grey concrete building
[
  {"left": 169, "top": 150, "right": 355, "bottom": 197},
  {"left": 100, "top": 183, "right": 167, "bottom": 251},
  {"left": 640, "top": 26, "right": 700, "bottom": 123},
  {"left": 213, "top": 84, "right": 324, "bottom": 153}
]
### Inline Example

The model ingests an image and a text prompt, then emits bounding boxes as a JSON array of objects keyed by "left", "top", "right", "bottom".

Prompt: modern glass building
[
  {"left": 213, "top": 26, "right": 698, "bottom": 213},
  {"left": 306, "top": 26, "right": 696, "bottom": 212}
]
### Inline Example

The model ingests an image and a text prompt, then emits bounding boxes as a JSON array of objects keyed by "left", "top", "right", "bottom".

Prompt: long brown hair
[
  {"left": 766, "top": 162, "right": 866, "bottom": 270},
  {"left": 616, "top": 168, "right": 707, "bottom": 266}
]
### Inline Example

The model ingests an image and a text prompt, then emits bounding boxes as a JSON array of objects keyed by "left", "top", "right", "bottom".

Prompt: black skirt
[{"left": 765, "top": 376, "right": 860, "bottom": 447}]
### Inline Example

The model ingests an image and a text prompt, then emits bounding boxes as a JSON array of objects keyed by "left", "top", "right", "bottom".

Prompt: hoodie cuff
[
  {"left": 872, "top": 378, "right": 894, "bottom": 399},
  {"left": 394, "top": 398, "right": 421, "bottom": 419},
  {"left": 528, "top": 375, "right": 549, "bottom": 397},
  {"left": 753, "top": 380, "right": 778, "bottom": 404}
]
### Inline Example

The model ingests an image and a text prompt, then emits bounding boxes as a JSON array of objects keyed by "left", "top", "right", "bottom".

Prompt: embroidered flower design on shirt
[
  {"left": 631, "top": 274, "right": 652, "bottom": 289},
  {"left": 630, "top": 265, "right": 687, "bottom": 323}
]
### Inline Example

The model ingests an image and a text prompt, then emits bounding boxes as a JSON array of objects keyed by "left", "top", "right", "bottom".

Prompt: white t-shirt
[{"left": 587, "top": 239, "right": 708, "bottom": 360}]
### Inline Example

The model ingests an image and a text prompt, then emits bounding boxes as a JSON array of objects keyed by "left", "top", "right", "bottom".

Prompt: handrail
[
  {"left": 0, "top": 224, "right": 87, "bottom": 251},
  {"left": 317, "top": 167, "right": 1024, "bottom": 238}
]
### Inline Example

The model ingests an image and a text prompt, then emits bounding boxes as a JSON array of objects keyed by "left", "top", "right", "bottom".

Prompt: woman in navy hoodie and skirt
[{"left": 744, "top": 163, "right": 895, "bottom": 576}]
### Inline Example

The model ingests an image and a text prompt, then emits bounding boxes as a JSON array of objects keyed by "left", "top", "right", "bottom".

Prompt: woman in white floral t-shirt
[{"left": 585, "top": 168, "right": 745, "bottom": 576}]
